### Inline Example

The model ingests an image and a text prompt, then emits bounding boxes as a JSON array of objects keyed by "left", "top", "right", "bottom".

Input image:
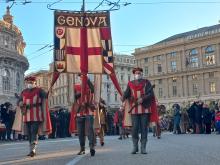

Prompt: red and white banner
[
  {"left": 54, "top": 11, "right": 113, "bottom": 74},
  {"left": 65, "top": 28, "right": 103, "bottom": 73},
  {"left": 53, "top": 11, "right": 122, "bottom": 99}
]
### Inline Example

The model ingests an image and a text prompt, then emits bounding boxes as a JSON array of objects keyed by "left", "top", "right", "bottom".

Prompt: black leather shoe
[
  {"left": 29, "top": 151, "right": 36, "bottom": 157},
  {"left": 77, "top": 150, "right": 85, "bottom": 155},
  {"left": 141, "top": 151, "right": 147, "bottom": 154},
  {"left": 101, "top": 142, "right": 104, "bottom": 146},
  {"left": 131, "top": 148, "right": 138, "bottom": 154},
  {"left": 90, "top": 149, "right": 95, "bottom": 156},
  {"left": 27, "top": 152, "right": 31, "bottom": 156}
]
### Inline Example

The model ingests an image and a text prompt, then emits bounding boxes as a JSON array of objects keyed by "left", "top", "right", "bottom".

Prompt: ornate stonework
[{"left": 0, "top": 7, "right": 29, "bottom": 106}]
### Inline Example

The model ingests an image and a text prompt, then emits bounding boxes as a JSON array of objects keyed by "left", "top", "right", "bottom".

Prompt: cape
[
  {"left": 12, "top": 99, "right": 52, "bottom": 135},
  {"left": 123, "top": 96, "right": 159, "bottom": 128}
]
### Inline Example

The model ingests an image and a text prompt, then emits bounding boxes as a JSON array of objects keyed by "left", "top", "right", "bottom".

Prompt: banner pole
[
  {"left": 82, "top": 0, "right": 85, "bottom": 12},
  {"left": 80, "top": 0, "right": 88, "bottom": 103}
]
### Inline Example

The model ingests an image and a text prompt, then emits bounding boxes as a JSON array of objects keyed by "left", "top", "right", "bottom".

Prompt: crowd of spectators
[
  {"left": 1, "top": 100, "right": 219, "bottom": 143},
  {"left": 0, "top": 103, "right": 117, "bottom": 142}
]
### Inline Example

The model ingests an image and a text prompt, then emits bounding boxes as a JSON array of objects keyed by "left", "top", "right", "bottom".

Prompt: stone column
[
  {"left": 202, "top": 73, "right": 206, "bottom": 95},
  {"left": 216, "top": 43, "right": 220, "bottom": 65},
  {"left": 181, "top": 75, "right": 185, "bottom": 97},
  {"left": 167, "top": 78, "right": 170, "bottom": 98},
  {"left": 199, "top": 46, "right": 203, "bottom": 68},
  {"left": 165, "top": 53, "right": 168, "bottom": 74},
  {"left": 183, "top": 75, "right": 188, "bottom": 97}
]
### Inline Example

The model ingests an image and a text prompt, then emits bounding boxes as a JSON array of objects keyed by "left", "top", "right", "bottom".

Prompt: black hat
[{"left": 132, "top": 67, "right": 143, "bottom": 74}]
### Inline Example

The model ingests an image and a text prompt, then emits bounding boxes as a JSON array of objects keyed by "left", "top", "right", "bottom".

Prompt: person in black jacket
[
  {"left": 1, "top": 102, "right": 13, "bottom": 140},
  {"left": 187, "top": 104, "right": 194, "bottom": 133},
  {"left": 202, "top": 104, "right": 212, "bottom": 134}
]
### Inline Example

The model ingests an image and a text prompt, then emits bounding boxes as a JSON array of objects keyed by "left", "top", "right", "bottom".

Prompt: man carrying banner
[
  {"left": 69, "top": 75, "right": 96, "bottom": 156},
  {"left": 13, "top": 76, "right": 51, "bottom": 157},
  {"left": 121, "top": 67, "right": 157, "bottom": 154}
]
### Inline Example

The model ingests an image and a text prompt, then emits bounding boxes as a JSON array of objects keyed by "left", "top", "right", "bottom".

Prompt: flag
[
  {"left": 65, "top": 28, "right": 103, "bottom": 73},
  {"left": 54, "top": 11, "right": 122, "bottom": 98},
  {"left": 100, "top": 27, "right": 122, "bottom": 96},
  {"left": 93, "top": 74, "right": 102, "bottom": 129},
  {"left": 94, "top": 74, "right": 102, "bottom": 103},
  {"left": 47, "top": 71, "right": 60, "bottom": 97}
]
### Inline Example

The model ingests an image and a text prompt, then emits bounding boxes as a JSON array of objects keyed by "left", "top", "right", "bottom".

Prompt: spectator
[
  {"left": 172, "top": 104, "right": 181, "bottom": 134},
  {"left": 202, "top": 104, "right": 212, "bottom": 134},
  {"left": 180, "top": 108, "right": 190, "bottom": 134},
  {"left": 215, "top": 106, "right": 220, "bottom": 134}
]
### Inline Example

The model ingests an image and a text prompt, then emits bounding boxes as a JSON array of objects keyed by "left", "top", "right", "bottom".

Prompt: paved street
[{"left": 0, "top": 133, "right": 219, "bottom": 165}]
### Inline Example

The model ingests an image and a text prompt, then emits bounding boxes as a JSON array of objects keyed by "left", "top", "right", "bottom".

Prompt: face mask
[
  {"left": 27, "top": 83, "right": 33, "bottom": 89},
  {"left": 134, "top": 74, "right": 142, "bottom": 80}
]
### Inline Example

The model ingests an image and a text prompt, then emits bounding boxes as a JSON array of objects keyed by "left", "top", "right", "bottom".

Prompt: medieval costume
[
  {"left": 114, "top": 106, "right": 126, "bottom": 140},
  {"left": 152, "top": 105, "right": 163, "bottom": 139},
  {"left": 69, "top": 77, "right": 96, "bottom": 156},
  {"left": 97, "top": 99, "right": 107, "bottom": 146},
  {"left": 122, "top": 67, "right": 158, "bottom": 154},
  {"left": 12, "top": 76, "right": 52, "bottom": 157}
]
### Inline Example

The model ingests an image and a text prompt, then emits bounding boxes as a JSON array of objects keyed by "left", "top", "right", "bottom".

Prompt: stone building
[
  {"left": 47, "top": 63, "right": 74, "bottom": 111},
  {"left": 0, "top": 7, "right": 28, "bottom": 105},
  {"left": 102, "top": 54, "right": 135, "bottom": 109},
  {"left": 133, "top": 24, "right": 220, "bottom": 107}
]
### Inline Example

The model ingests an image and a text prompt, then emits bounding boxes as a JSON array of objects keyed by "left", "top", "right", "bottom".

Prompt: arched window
[
  {"left": 205, "top": 45, "right": 214, "bottom": 53},
  {"left": 2, "top": 69, "right": 10, "bottom": 93},
  {"left": 189, "top": 49, "right": 198, "bottom": 56},
  {"left": 204, "top": 45, "right": 215, "bottom": 65},
  {"left": 16, "top": 72, "right": 20, "bottom": 92}
]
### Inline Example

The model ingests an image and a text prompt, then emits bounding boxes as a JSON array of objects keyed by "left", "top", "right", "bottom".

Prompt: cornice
[{"left": 134, "top": 33, "right": 220, "bottom": 55}]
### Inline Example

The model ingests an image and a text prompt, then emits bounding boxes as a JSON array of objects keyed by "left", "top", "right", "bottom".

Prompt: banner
[{"left": 54, "top": 11, "right": 114, "bottom": 74}]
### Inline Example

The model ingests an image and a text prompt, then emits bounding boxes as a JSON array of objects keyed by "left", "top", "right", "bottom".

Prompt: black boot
[
  {"left": 27, "top": 152, "right": 32, "bottom": 156},
  {"left": 140, "top": 139, "right": 147, "bottom": 154},
  {"left": 27, "top": 143, "right": 37, "bottom": 157},
  {"left": 29, "top": 151, "right": 36, "bottom": 157},
  {"left": 131, "top": 138, "right": 139, "bottom": 154},
  {"left": 77, "top": 147, "right": 85, "bottom": 155},
  {"left": 90, "top": 148, "right": 95, "bottom": 156}
]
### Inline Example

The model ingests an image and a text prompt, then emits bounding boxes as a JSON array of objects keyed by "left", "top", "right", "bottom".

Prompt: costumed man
[
  {"left": 98, "top": 99, "right": 107, "bottom": 146},
  {"left": 121, "top": 67, "right": 158, "bottom": 154},
  {"left": 152, "top": 105, "right": 165, "bottom": 139},
  {"left": 69, "top": 75, "right": 96, "bottom": 156},
  {"left": 13, "top": 76, "right": 51, "bottom": 157}
]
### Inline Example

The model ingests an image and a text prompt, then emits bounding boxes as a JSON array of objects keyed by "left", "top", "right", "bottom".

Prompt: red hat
[
  {"left": 24, "top": 76, "right": 36, "bottom": 82},
  {"left": 132, "top": 67, "right": 143, "bottom": 74}
]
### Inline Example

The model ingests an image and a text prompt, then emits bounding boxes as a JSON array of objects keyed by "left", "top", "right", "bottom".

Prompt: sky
[{"left": 0, "top": 0, "right": 220, "bottom": 75}]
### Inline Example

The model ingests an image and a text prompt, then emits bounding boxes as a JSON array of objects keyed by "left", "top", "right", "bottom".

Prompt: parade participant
[
  {"left": 152, "top": 105, "right": 162, "bottom": 139},
  {"left": 121, "top": 67, "right": 157, "bottom": 154},
  {"left": 97, "top": 99, "right": 107, "bottom": 146},
  {"left": 13, "top": 76, "right": 51, "bottom": 157},
  {"left": 114, "top": 106, "right": 125, "bottom": 140},
  {"left": 69, "top": 75, "right": 96, "bottom": 156}
]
